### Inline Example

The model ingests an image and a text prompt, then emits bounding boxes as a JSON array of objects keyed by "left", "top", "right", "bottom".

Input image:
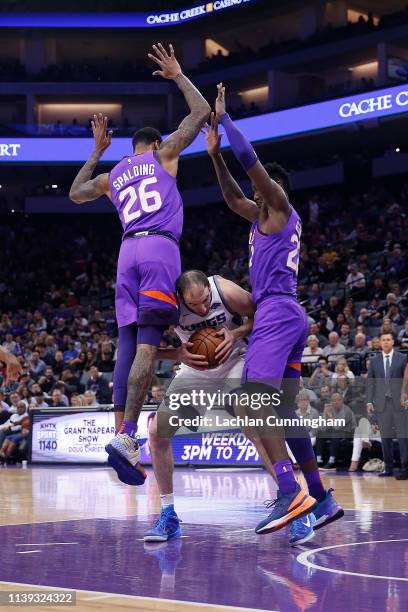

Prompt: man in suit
[{"left": 367, "top": 332, "right": 408, "bottom": 479}]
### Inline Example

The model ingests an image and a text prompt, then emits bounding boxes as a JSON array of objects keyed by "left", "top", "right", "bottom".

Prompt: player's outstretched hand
[
  {"left": 202, "top": 113, "right": 222, "bottom": 157},
  {"left": 91, "top": 113, "right": 113, "bottom": 153},
  {"left": 215, "top": 82, "right": 226, "bottom": 117},
  {"left": 148, "top": 43, "right": 182, "bottom": 80},
  {"left": 180, "top": 342, "right": 209, "bottom": 370},
  {"left": 214, "top": 328, "right": 234, "bottom": 365}
]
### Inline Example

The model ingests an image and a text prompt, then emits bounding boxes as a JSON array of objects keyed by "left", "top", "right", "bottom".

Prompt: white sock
[
  {"left": 317, "top": 456, "right": 322, "bottom": 462},
  {"left": 160, "top": 493, "right": 174, "bottom": 509},
  {"left": 329, "top": 456, "right": 335, "bottom": 464}
]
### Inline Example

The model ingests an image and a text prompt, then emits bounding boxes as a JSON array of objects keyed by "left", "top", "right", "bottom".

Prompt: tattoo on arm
[
  {"left": 69, "top": 149, "right": 109, "bottom": 203},
  {"left": 160, "top": 73, "right": 210, "bottom": 157}
]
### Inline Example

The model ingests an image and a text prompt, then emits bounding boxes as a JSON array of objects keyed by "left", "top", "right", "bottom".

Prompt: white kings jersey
[{"left": 176, "top": 276, "right": 247, "bottom": 365}]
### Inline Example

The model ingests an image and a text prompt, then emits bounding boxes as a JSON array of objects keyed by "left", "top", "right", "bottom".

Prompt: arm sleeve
[{"left": 219, "top": 113, "right": 258, "bottom": 171}]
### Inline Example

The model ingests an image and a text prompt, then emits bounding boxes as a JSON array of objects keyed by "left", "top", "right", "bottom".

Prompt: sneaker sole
[
  {"left": 256, "top": 495, "right": 318, "bottom": 535},
  {"left": 313, "top": 508, "right": 344, "bottom": 531},
  {"left": 105, "top": 444, "right": 147, "bottom": 486},
  {"left": 144, "top": 528, "right": 181, "bottom": 543}
]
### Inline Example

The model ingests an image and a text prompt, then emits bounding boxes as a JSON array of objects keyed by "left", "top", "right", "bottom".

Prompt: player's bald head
[{"left": 176, "top": 270, "right": 209, "bottom": 296}]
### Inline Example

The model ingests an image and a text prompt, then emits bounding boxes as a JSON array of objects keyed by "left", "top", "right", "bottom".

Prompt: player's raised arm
[
  {"left": 148, "top": 44, "right": 210, "bottom": 169},
  {"left": 204, "top": 113, "right": 259, "bottom": 222},
  {"left": 215, "top": 83, "right": 291, "bottom": 220},
  {"left": 69, "top": 113, "right": 112, "bottom": 204}
]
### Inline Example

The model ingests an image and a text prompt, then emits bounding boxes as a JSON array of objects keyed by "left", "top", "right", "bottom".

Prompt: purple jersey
[
  {"left": 109, "top": 150, "right": 183, "bottom": 239},
  {"left": 249, "top": 206, "right": 301, "bottom": 304}
]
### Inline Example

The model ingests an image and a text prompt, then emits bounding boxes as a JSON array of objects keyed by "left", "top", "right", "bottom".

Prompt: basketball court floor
[{"left": 0, "top": 466, "right": 407, "bottom": 611}]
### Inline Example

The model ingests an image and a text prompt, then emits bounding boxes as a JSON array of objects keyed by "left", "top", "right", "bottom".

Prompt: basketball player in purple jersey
[
  {"left": 204, "top": 85, "right": 343, "bottom": 539},
  {"left": 69, "top": 43, "right": 210, "bottom": 485}
]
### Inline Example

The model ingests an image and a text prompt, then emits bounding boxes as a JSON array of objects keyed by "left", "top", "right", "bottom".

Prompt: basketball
[{"left": 189, "top": 327, "right": 223, "bottom": 369}]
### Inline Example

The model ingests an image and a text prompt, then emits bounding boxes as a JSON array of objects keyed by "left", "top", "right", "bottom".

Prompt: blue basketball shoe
[
  {"left": 255, "top": 483, "right": 317, "bottom": 534},
  {"left": 144, "top": 505, "right": 182, "bottom": 542},
  {"left": 313, "top": 488, "right": 344, "bottom": 530},
  {"left": 289, "top": 513, "right": 316, "bottom": 546}
]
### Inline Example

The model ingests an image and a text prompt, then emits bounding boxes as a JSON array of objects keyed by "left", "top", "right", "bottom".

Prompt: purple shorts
[
  {"left": 242, "top": 295, "right": 308, "bottom": 388},
  {"left": 115, "top": 235, "right": 181, "bottom": 328}
]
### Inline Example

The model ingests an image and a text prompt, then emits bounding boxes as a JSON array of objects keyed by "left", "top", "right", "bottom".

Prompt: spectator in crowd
[
  {"left": 326, "top": 296, "right": 341, "bottom": 322},
  {"left": 69, "top": 350, "right": 88, "bottom": 372},
  {"left": 347, "top": 332, "right": 369, "bottom": 375},
  {"left": 332, "top": 376, "right": 353, "bottom": 405},
  {"left": 309, "top": 323, "right": 328, "bottom": 347},
  {"left": 2, "top": 333, "right": 19, "bottom": 355},
  {"left": 380, "top": 318, "right": 397, "bottom": 340},
  {"left": 309, "top": 283, "right": 325, "bottom": 310},
  {"left": 388, "top": 244, "right": 406, "bottom": 278},
  {"left": 309, "top": 357, "right": 334, "bottom": 389},
  {"left": 368, "top": 277, "right": 387, "bottom": 300},
  {"left": 295, "top": 391, "right": 319, "bottom": 446},
  {"left": 345, "top": 264, "right": 366, "bottom": 293},
  {"left": 322, "top": 331, "right": 346, "bottom": 363},
  {"left": 83, "top": 390, "right": 98, "bottom": 406},
  {"left": 38, "top": 366, "right": 56, "bottom": 394},
  {"left": 96, "top": 349, "right": 115, "bottom": 373},
  {"left": 0, "top": 400, "right": 28, "bottom": 450},
  {"left": 348, "top": 416, "right": 382, "bottom": 472},
  {"left": 60, "top": 366, "right": 83, "bottom": 397},
  {"left": 332, "top": 357, "right": 355, "bottom": 383},
  {"left": 0, "top": 408, "right": 30, "bottom": 463},
  {"left": 397, "top": 320, "right": 408, "bottom": 349},
  {"left": 338, "top": 324, "right": 352, "bottom": 348},
  {"left": 349, "top": 333, "right": 369, "bottom": 359},
  {"left": 71, "top": 393, "right": 86, "bottom": 407},
  {"left": 51, "top": 351, "right": 65, "bottom": 376},
  {"left": 146, "top": 385, "right": 167, "bottom": 405},
  {"left": 0, "top": 391, "right": 11, "bottom": 424},
  {"left": 29, "top": 392, "right": 49, "bottom": 409},
  {"left": 49, "top": 387, "right": 69, "bottom": 408},
  {"left": 298, "top": 377, "right": 318, "bottom": 406},
  {"left": 28, "top": 350, "right": 47, "bottom": 379},
  {"left": 315, "top": 392, "right": 356, "bottom": 469},
  {"left": 85, "top": 366, "right": 112, "bottom": 404},
  {"left": 375, "top": 293, "right": 398, "bottom": 319},
  {"left": 63, "top": 340, "right": 78, "bottom": 364},
  {"left": 315, "top": 384, "right": 331, "bottom": 413},
  {"left": 367, "top": 332, "right": 408, "bottom": 479},
  {"left": 6, "top": 392, "right": 21, "bottom": 414},
  {"left": 302, "top": 334, "right": 323, "bottom": 365},
  {"left": 387, "top": 304, "right": 404, "bottom": 326}
]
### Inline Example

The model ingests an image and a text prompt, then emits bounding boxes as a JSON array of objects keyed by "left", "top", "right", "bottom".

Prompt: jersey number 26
[{"left": 119, "top": 177, "right": 162, "bottom": 224}]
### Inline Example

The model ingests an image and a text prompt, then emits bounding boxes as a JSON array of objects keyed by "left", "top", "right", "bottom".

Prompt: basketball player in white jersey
[
  {"left": 144, "top": 270, "right": 255, "bottom": 540},
  {"left": 143, "top": 270, "right": 313, "bottom": 544}
]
